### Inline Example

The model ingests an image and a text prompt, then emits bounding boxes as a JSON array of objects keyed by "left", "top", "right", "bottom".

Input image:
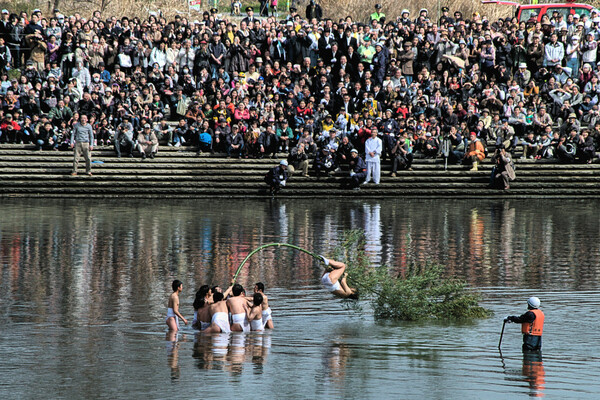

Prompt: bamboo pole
[{"left": 232, "top": 243, "right": 321, "bottom": 282}]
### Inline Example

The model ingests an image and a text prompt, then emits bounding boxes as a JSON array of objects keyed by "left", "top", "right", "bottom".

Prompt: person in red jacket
[
  {"left": 0, "top": 113, "right": 21, "bottom": 143},
  {"left": 505, "top": 297, "right": 545, "bottom": 352}
]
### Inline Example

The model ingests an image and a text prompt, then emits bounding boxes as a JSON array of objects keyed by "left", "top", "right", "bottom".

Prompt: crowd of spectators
[{"left": 0, "top": 3, "right": 599, "bottom": 175}]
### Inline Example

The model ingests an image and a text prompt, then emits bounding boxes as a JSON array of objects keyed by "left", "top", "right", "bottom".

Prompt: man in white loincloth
[{"left": 319, "top": 257, "right": 358, "bottom": 299}]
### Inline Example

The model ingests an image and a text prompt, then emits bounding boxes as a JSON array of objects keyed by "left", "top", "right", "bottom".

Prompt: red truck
[{"left": 481, "top": 1, "right": 599, "bottom": 22}]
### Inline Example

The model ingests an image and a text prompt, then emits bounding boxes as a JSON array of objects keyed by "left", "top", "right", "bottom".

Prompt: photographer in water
[{"left": 491, "top": 146, "right": 515, "bottom": 190}]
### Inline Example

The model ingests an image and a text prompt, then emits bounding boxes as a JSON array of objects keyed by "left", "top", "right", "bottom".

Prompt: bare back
[
  {"left": 227, "top": 295, "right": 247, "bottom": 315},
  {"left": 198, "top": 304, "right": 211, "bottom": 322},
  {"left": 209, "top": 300, "right": 228, "bottom": 317},
  {"left": 248, "top": 305, "right": 262, "bottom": 321}
]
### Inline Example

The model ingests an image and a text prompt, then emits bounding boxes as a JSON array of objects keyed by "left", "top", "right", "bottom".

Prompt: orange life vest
[{"left": 521, "top": 308, "right": 544, "bottom": 336}]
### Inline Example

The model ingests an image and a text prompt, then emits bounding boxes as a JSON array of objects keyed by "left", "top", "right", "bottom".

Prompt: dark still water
[{"left": 1, "top": 199, "right": 599, "bottom": 399}]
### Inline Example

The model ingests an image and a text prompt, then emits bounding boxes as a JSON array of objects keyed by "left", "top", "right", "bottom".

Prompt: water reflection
[
  {"left": 523, "top": 353, "right": 545, "bottom": 398},
  {"left": 321, "top": 339, "right": 351, "bottom": 386},
  {"left": 2, "top": 199, "right": 600, "bottom": 332},
  {"left": 191, "top": 333, "right": 270, "bottom": 375},
  {"left": 166, "top": 331, "right": 182, "bottom": 381},
  {"left": 500, "top": 350, "right": 546, "bottom": 398}
]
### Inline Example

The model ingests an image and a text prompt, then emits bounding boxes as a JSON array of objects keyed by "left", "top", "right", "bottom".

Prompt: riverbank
[{"left": 1, "top": 144, "right": 599, "bottom": 198}]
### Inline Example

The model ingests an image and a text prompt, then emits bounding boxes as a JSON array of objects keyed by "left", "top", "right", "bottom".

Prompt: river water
[{"left": 1, "top": 199, "right": 599, "bottom": 399}]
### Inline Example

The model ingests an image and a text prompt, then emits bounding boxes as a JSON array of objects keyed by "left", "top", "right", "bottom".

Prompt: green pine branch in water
[{"left": 336, "top": 230, "right": 492, "bottom": 321}]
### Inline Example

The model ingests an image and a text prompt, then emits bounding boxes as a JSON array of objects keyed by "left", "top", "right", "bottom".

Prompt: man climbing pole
[{"left": 505, "top": 297, "right": 545, "bottom": 352}]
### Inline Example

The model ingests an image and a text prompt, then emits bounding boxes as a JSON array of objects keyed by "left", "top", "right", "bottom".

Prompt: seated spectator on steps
[
  {"left": 34, "top": 121, "right": 58, "bottom": 151},
  {"left": 258, "top": 126, "right": 279, "bottom": 159},
  {"left": 276, "top": 119, "right": 293, "bottom": 152},
  {"left": 464, "top": 132, "right": 486, "bottom": 171},
  {"left": 491, "top": 147, "right": 516, "bottom": 190},
  {"left": 115, "top": 115, "right": 134, "bottom": 158},
  {"left": 0, "top": 113, "right": 21, "bottom": 143},
  {"left": 226, "top": 124, "right": 244, "bottom": 158},
  {"left": 390, "top": 133, "right": 413, "bottom": 176},
  {"left": 197, "top": 121, "right": 213, "bottom": 155},
  {"left": 154, "top": 119, "right": 174, "bottom": 146},
  {"left": 336, "top": 135, "right": 355, "bottom": 170},
  {"left": 577, "top": 130, "right": 595, "bottom": 164},
  {"left": 172, "top": 119, "right": 188, "bottom": 148},
  {"left": 136, "top": 123, "right": 159, "bottom": 160},
  {"left": 521, "top": 132, "right": 541, "bottom": 160},
  {"left": 287, "top": 143, "right": 309, "bottom": 177},
  {"left": 298, "top": 129, "right": 317, "bottom": 155},
  {"left": 348, "top": 148, "right": 367, "bottom": 190},
  {"left": 313, "top": 145, "right": 337, "bottom": 177}
]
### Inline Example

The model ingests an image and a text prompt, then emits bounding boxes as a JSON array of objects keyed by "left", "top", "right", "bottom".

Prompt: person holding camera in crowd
[
  {"left": 115, "top": 115, "right": 134, "bottom": 158},
  {"left": 491, "top": 147, "right": 516, "bottom": 190},
  {"left": 390, "top": 132, "right": 413, "bottom": 176},
  {"left": 443, "top": 126, "right": 465, "bottom": 165},
  {"left": 265, "top": 160, "right": 288, "bottom": 196},
  {"left": 313, "top": 144, "right": 337, "bottom": 177},
  {"left": 287, "top": 142, "right": 309, "bottom": 177},
  {"left": 348, "top": 148, "right": 367, "bottom": 190}
]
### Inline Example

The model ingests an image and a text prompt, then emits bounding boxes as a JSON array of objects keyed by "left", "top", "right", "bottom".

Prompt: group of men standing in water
[
  {"left": 166, "top": 280, "right": 273, "bottom": 334},
  {"left": 166, "top": 262, "right": 544, "bottom": 356}
]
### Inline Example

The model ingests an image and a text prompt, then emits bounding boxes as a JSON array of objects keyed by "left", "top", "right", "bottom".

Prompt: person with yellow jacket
[
  {"left": 464, "top": 131, "right": 486, "bottom": 171},
  {"left": 505, "top": 297, "right": 545, "bottom": 352}
]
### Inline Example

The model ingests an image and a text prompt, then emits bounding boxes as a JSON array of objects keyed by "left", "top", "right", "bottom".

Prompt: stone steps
[
  {"left": 2, "top": 174, "right": 600, "bottom": 183},
  {"left": 0, "top": 156, "right": 600, "bottom": 172},
  {"left": 2, "top": 186, "right": 600, "bottom": 198},
  {"left": 1, "top": 165, "right": 597, "bottom": 175},
  {"left": 0, "top": 145, "right": 598, "bottom": 198}
]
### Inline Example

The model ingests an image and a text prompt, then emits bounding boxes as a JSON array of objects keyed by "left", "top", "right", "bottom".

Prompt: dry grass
[
  {"left": 320, "top": 0, "right": 512, "bottom": 24},
  {"left": 12, "top": 0, "right": 202, "bottom": 19},
  {"left": 4, "top": 0, "right": 512, "bottom": 22}
]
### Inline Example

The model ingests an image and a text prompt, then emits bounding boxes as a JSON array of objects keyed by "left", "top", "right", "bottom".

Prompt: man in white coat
[{"left": 364, "top": 127, "right": 383, "bottom": 184}]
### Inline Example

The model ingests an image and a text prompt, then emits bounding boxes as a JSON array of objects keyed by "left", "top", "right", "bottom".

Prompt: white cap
[
  {"left": 527, "top": 296, "right": 540, "bottom": 309},
  {"left": 280, "top": 160, "right": 288, "bottom": 166}
]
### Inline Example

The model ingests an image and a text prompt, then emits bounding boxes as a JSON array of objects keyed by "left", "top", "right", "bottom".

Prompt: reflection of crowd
[{"left": 2, "top": 4, "right": 600, "bottom": 177}]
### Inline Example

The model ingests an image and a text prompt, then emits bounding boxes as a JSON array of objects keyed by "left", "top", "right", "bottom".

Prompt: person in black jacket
[
  {"left": 313, "top": 145, "right": 336, "bottom": 177},
  {"left": 226, "top": 124, "right": 244, "bottom": 158},
  {"left": 348, "top": 148, "right": 367, "bottom": 189},
  {"left": 265, "top": 160, "right": 288, "bottom": 195},
  {"left": 577, "top": 130, "right": 595, "bottom": 163},
  {"left": 336, "top": 135, "right": 355, "bottom": 170},
  {"left": 306, "top": 0, "right": 323, "bottom": 21},
  {"left": 505, "top": 297, "right": 544, "bottom": 352},
  {"left": 258, "top": 126, "right": 279, "bottom": 158},
  {"left": 34, "top": 120, "right": 57, "bottom": 150}
]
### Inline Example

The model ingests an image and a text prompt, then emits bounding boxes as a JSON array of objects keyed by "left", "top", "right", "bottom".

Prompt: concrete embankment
[{"left": 1, "top": 145, "right": 599, "bottom": 198}]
